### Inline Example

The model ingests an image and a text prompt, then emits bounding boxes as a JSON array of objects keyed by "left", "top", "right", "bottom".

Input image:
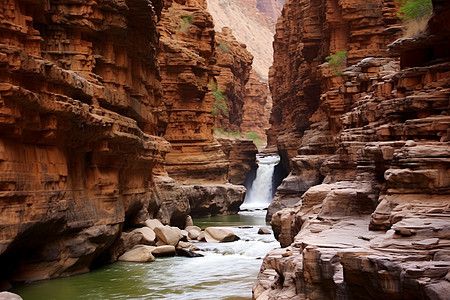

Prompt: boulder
[
  {"left": 118, "top": 246, "right": 155, "bottom": 262},
  {"left": 151, "top": 245, "right": 176, "bottom": 257},
  {"left": 204, "top": 227, "right": 237, "bottom": 243},
  {"left": 145, "top": 219, "right": 164, "bottom": 230},
  {"left": 0, "top": 292, "right": 23, "bottom": 300},
  {"left": 108, "top": 230, "right": 144, "bottom": 261},
  {"left": 154, "top": 226, "right": 182, "bottom": 246},
  {"left": 176, "top": 248, "right": 204, "bottom": 257},
  {"left": 198, "top": 232, "right": 206, "bottom": 241},
  {"left": 185, "top": 215, "right": 194, "bottom": 227},
  {"left": 258, "top": 227, "right": 271, "bottom": 234},
  {"left": 177, "top": 241, "right": 192, "bottom": 249},
  {"left": 132, "top": 227, "right": 156, "bottom": 245},
  {"left": 188, "top": 229, "right": 201, "bottom": 240},
  {"left": 185, "top": 225, "right": 202, "bottom": 232}
]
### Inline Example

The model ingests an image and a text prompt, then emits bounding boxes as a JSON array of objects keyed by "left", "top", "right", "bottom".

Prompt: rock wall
[
  {"left": 0, "top": 0, "right": 170, "bottom": 283},
  {"left": 0, "top": 0, "right": 258, "bottom": 285},
  {"left": 157, "top": 0, "right": 256, "bottom": 214},
  {"left": 267, "top": 0, "right": 399, "bottom": 170},
  {"left": 207, "top": 0, "right": 281, "bottom": 80},
  {"left": 241, "top": 70, "right": 272, "bottom": 144},
  {"left": 257, "top": 0, "right": 450, "bottom": 299},
  {"left": 213, "top": 27, "right": 253, "bottom": 132},
  {"left": 158, "top": 0, "right": 229, "bottom": 184}
]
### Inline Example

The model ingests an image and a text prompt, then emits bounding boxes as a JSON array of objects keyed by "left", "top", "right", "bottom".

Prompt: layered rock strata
[
  {"left": 0, "top": 0, "right": 171, "bottom": 283},
  {"left": 257, "top": 1, "right": 450, "bottom": 299},
  {"left": 267, "top": 0, "right": 400, "bottom": 170},
  {"left": 157, "top": 0, "right": 254, "bottom": 214},
  {"left": 158, "top": 0, "right": 227, "bottom": 184},
  {"left": 213, "top": 27, "right": 253, "bottom": 132},
  {"left": 241, "top": 70, "right": 272, "bottom": 144}
]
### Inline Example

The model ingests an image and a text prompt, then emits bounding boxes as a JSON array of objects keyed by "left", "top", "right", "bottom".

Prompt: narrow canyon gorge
[{"left": 0, "top": 0, "right": 449, "bottom": 299}]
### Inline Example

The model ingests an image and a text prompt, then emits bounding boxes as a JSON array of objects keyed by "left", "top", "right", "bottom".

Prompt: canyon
[
  {"left": 0, "top": 0, "right": 449, "bottom": 298},
  {"left": 0, "top": 0, "right": 268, "bottom": 287},
  {"left": 256, "top": 0, "right": 450, "bottom": 299}
]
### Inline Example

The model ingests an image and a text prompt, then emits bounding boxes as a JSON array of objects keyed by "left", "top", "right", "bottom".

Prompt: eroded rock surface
[
  {"left": 0, "top": 0, "right": 169, "bottom": 283},
  {"left": 258, "top": 1, "right": 450, "bottom": 299}
]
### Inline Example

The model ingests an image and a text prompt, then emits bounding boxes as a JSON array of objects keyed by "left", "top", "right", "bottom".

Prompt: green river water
[{"left": 13, "top": 211, "right": 278, "bottom": 300}]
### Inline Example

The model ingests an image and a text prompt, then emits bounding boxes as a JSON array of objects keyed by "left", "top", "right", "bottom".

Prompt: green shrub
[
  {"left": 209, "top": 81, "right": 228, "bottom": 116},
  {"left": 397, "top": 0, "right": 432, "bottom": 37},
  {"left": 214, "top": 127, "right": 241, "bottom": 139},
  {"left": 325, "top": 50, "right": 347, "bottom": 76},
  {"left": 246, "top": 131, "right": 264, "bottom": 147},
  {"left": 397, "top": 0, "right": 432, "bottom": 20},
  {"left": 179, "top": 15, "right": 193, "bottom": 33},
  {"left": 219, "top": 43, "right": 229, "bottom": 53},
  {"left": 246, "top": 132, "right": 258, "bottom": 140}
]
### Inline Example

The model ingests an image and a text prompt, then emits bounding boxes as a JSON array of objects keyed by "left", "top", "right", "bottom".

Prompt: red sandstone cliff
[
  {"left": 157, "top": 0, "right": 257, "bottom": 215},
  {"left": 213, "top": 27, "right": 253, "bottom": 132},
  {"left": 267, "top": 0, "right": 400, "bottom": 169},
  {"left": 0, "top": 0, "right": 169, "bottom": 283},
  {"left": 0, "top": 0, "right": 259, "bottom": 286},
  {"left": 241, "top": 70, "right": 272, "bottom": 144},
  {"left": 207, "top": 0, "right": 281, "bottom": 80},
  {"left": 257, "top": 0, "right": 450, "bottom": 299}
]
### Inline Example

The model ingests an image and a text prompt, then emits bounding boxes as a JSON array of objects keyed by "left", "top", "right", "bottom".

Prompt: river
[
  {"left": 13, "top": 211, "right": 277, "bottom": 300},
  {"left": 13, "top": 155, "right": 282, "bottom": 299}
]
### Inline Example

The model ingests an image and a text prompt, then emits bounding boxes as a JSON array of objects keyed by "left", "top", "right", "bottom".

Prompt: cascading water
[{"left": 241, "top": 155, "right": 280, "bottom": 210}]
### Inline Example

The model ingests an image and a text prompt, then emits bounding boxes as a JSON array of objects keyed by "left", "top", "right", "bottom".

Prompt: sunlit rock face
[
  {"left": 213, "top": 27, "right": 253, "bottom": 133},
  {"left": 0, "top": 0, "right": 170, "bottom": 283},
  {"left": 256, "top": 0, "right": 450, "bottom": 299},
  {"left": 267, "top": 0, "right": 399, "bottom": 169},
  {"left": 207, "top": 0, "right": 281, "bottom": 80},
  {"left": 156, "top": 0, "right": 257, "bottom": 216}
]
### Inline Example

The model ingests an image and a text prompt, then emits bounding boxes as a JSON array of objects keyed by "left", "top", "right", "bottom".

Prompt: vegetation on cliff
[
  {"left": 397, "top": 0, "right": 433, "bottom": 36},
  {"left": 325, "top": 51, "right": 347, "bottom": 76},
  {"left": 210, "top": 81, "right": 229, "bottom": 116}
]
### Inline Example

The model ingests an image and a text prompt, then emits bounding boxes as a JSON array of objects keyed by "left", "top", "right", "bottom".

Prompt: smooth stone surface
[
  {"left": 132, "top": 227, "right": 156, "bottom": 245},
  {"left": 151, "top": 245, "right": 176, "bottom": 257},
  {"left": 145, "top": 219, "right": 164, "bottom": 230},
  {"left": 185, "top": 215, "right": 194, "bottom": 227},
  {"left": 177, "top": 241, "right": 192, "bottom": 249},
  {"left": 118, "top": 247, "right": 155, "bottom": 263},
  {"left": 154, "top": 226, "right": 181, "bottom": 246},
  {"left": 188, "top": 229, "right": 201, "bottom": 240},
  {"left": 176, "top": 248, "right": 204, "bottom": 257},
  {"left": 258, "top": 227, "right": 271, "bottom": 235},
  {"left": 204, "top": 227, "right": 237, "bottom": 243}
]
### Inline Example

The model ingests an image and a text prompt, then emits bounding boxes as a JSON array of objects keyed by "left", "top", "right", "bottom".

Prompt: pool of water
[{"left": 13, "top": 211, "right": 277, "bottom": 300}]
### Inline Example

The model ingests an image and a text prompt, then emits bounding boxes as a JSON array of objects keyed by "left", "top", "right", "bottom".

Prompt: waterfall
[{"left": 241, "top": 155, "right": 280, "bottom": 210}]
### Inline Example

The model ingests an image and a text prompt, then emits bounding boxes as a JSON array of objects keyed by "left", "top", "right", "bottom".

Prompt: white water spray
[{"left": 241, "top": 155, "right": 280, "bottom": 210}]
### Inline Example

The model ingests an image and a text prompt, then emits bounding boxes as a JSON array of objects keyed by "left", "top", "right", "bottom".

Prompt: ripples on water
[{"left": 13, "top": 211, "right": 278, "bottom": 300}]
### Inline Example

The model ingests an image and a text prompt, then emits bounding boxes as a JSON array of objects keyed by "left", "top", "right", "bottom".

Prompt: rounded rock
[
  {"left": 154, "top": 226, "right": 182, "bottom": 246},
  {"left": 204, "top": 227, "right": 237, "bottom": 243},
  {"left": 132, "top": 227, "right": 156, "bottom": 244},
  {"left": 118, "top": 246, "right": 155, "bottom": 262},
  {"left": 151, "top": 245, "right": 176, "bottom": 257}
]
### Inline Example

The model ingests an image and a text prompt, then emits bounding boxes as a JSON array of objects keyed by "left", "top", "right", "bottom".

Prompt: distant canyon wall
[{"left": 207, "top": 0, "right": 282, "bottom": 80}]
